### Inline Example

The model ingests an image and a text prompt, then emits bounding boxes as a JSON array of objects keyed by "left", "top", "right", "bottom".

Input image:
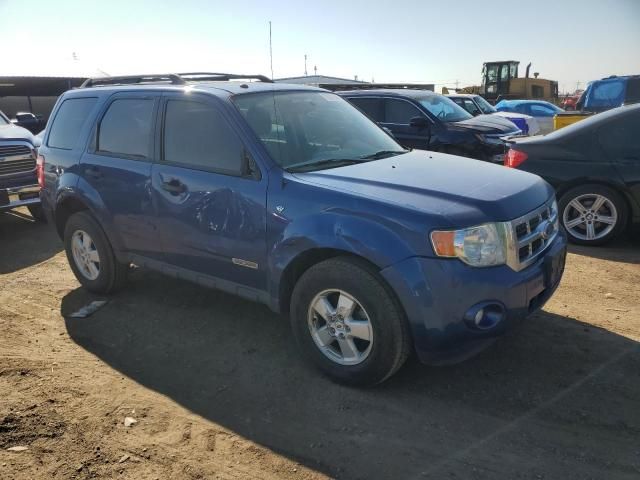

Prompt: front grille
[
  {"left": 0, "top": 143, "right": 35, "bottom": 177},
  {"left": 0, "top": 158, "right": 37, "bottom": 176},
  {"left": 508, "top": 198, "right": 558, "bottom": 271},
  {"left": 0, "top": 145, "right": 32, "bottom": 158}
]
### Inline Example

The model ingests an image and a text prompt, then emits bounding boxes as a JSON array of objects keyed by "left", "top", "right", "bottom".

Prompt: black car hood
[
  {"left": 452, "top": 114, "right": 519, "bottom": 134},
  {"left": 0, "top": 123, "right": 35, "bottom": 144}
]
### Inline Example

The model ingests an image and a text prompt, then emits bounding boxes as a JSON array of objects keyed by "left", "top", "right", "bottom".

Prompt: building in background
[{"left": 275, "top": 75, "right": 434, "bottom": 92}]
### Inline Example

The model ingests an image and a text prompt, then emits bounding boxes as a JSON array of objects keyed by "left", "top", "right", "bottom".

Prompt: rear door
[
  {"left": 597, "top": 110, "right": 640, "bottom": 209},
  {"left": 151, "top": 92, "right": 267, "bottom": 291},
  {"left": 79, "top": 91, "right": 162, "bottom": 259},
  {"left": 380, "top": 98, "right": 431, "bottom": 150}
]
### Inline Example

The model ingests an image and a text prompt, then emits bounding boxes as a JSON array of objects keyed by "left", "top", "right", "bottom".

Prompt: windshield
[
  {"left": 234, "top": 91, "right": 405, "bottom": 171},
  {"left": 418, "top": 95, "right": 472, "bottom": 122},
  {"left": 474, "top": 96, "right": 497, "bottom": 114}
]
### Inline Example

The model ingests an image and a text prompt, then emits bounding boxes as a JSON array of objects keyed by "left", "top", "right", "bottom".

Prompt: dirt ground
[{"left": 1, "top": 208, "right": 639, "bottom": 480}]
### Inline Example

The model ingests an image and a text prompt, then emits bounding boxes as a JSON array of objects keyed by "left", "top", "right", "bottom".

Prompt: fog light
[{"left": 464, "top": 302, "right": 506, "bottom": 330}]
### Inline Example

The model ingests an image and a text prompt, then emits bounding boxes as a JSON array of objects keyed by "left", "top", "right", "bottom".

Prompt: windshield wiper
[
  {"left": 286, "top": 158, "right": 369, "bottom": 173},
  {"left": 359, "top": 149, "right": 407, "bottom": 160}
]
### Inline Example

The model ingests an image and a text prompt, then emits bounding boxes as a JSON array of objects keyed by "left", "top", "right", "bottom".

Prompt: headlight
[{"left": 431, "top": 223, "right": 508, "bottom": 267}]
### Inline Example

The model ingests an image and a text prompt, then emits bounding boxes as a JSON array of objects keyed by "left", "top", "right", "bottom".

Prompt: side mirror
[{"left": 409, "top": 116, "right": 429, "bottom": 130}]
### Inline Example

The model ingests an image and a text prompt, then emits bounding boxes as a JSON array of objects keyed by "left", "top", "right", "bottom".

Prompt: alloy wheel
[
  {"left": 562, "top": 193, "right": 618, "bottom": 242},
  {"left": 71, "top": 230, "right": 101, "bottom": 280},
  {"left": 307, "top": 289, "right": 374, "bottom": 366}
]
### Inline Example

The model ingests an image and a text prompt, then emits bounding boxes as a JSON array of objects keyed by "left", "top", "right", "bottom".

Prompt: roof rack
[
  {"left": 80, "top": 74, "right": 186, "bottom": 88},
  {"left": 80, "top": 72, "right": 273, "bottom": 88},
  {"left": 177, "top": 72, "right": 273, "bottom": 83}
]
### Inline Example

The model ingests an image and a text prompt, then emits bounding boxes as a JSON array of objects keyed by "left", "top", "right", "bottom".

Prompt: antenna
[
  {"left": 304, "top": 54, "right": 308, "bottom": 76},
  {"left": 314, "top": 65, "right": 318, "bottom": 76},
  {"left": 268, "top": 21, "right": 274, "bottom": 80}
]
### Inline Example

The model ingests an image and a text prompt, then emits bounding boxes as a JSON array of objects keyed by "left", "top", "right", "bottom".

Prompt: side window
[
  {"left": 163, "top": 100, "right": 243, "bottom": 175},
  {"left": 514, "top": 103, "right": 528, "bottom": 114},
  {"left": 48, "top": 97, "right": 97, "bottom": 149},
  {"left": 462, "top": 99, "right": 481, "bottom": 115},
  {"left": 590, "top": 79, "right": 625, "bottom": 108},
  {"left": 98, "top": 99, "right": 154, "bottom": 158},
  {"left": 348, "top": 97, "right": 383, "bottom": 122},
  {"left": 529, "top": 104, "right": 556, "bottom": 117},
  {"left": 384, "top": 99, "right": 423, "bottom": 124},
  {"left": 598, "top": 113, "right": 640, "bottom": 159}
]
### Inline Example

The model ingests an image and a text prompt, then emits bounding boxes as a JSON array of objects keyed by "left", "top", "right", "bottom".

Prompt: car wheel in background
[
  {"left": 27, "top": 204, "right": 47, "bottom": 222},
  {"left": 290, "top": 257, "right": 411, "bottom": 386},
  {"left": 63, "top": 211, "right": 128, "bottom": 293},
  {"left": 558, "top": 184, "right": 627, "bottom": 246}
]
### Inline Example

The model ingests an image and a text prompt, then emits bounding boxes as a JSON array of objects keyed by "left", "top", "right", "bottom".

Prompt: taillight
[
  {"left": 504, "top": 148, "right": 528, "bottom": 168},
  {"left": 36, "top": 154, "right": 45, "bottom": 188}
]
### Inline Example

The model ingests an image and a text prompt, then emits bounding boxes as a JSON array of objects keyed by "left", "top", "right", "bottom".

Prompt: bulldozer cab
[{"left": 481, "top": 61, "right": 519, "bottom": 100}]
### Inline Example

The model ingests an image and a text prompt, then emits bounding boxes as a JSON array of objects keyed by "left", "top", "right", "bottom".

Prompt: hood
[
  {"left": 293, "top": 150, "right": 553, "bottom": 226},
  {"left": 0, "top": 123, "right": 36, "bottom": 144},
  {"left": 452, "top": 114, "right": 519, "bottom": 134}
]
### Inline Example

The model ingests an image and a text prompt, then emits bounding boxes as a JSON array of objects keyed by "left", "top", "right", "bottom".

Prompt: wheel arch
[{"left": 277, "top": 248, "right": 405, "bottom": 318}]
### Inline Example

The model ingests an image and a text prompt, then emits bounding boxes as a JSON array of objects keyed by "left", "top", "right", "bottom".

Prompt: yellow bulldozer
[{"left": 443, "top": 61, "right": 559, "bottom": 104}]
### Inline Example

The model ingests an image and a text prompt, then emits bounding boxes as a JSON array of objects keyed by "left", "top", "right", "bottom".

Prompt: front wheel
[
  {"left": 558, "top": 184, "right": 627, "bottom": 245},
  {"left": 290, "top": 257, "right": 411, "bottom": 386}
]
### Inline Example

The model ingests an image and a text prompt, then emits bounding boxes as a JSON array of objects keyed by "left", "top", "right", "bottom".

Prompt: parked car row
[{"left": 8, "top": 71, "right": 638, "bottom": 386}]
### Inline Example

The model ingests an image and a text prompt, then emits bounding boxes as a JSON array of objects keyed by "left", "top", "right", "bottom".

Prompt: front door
[{"left": 151, "top": 93, "right": 268, "bottom": 291}]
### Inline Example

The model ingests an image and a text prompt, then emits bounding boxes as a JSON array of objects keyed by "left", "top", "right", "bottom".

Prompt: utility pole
[
  {"left": 304, "top": 54, "right": 308, "bottom": 76},
  {"left": 268, "top": 21, "right": 274, "bottom": 80},
  {"left": 314, "top": 65, "right": 318, "bottom": 76}
]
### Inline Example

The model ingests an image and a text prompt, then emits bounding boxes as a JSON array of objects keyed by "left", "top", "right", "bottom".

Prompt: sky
[{"left": 1, "top": 0, "right": 639, "bottom": 93}]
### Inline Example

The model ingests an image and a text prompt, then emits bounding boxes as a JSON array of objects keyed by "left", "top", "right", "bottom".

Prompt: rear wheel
[
  {"left": 558, "top": 184, "right": 627, "bottom": 245},
  {"left": 64, "top": 211, "right": 128, "bottom": 293},
  {"left": 290, "top": 257, "right": 411, "bottom": 386}
]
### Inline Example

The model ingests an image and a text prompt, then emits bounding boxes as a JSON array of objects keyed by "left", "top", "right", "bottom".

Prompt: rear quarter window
[
  {"left": 47, "top": 97, "right": 97, "bottom": 149},
  {"left": 347, "top": 97, "right": 384, "bottom": 122}
]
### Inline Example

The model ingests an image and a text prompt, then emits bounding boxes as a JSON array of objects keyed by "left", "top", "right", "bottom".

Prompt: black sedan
[{"left": 505, "top": 103, "right": 640, "bottom": 245}]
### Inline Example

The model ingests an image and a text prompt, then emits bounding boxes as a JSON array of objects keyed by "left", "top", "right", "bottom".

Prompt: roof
[
  {"left": 496, "top": 99, "right": 556, "bottom": 105},
  {"left": 67, "top": 81, "right": 324, "bottom": 98},
  {"left": 445, "top": 93, "right": 478, "bottom": 98},
  {"left": 336, "top": 88, "right": 438, "bottom": 98},
  {"left": 274, "top": 75, "right": 367, "bottom": 85}
]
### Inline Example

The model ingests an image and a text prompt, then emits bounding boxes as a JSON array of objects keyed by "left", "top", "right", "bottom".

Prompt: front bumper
[
  {"left": 0, "top": 183, "right": 41, "bottom": 211},
  {"left": 380, "top": 233, "right": 567, "bottom": 365}
]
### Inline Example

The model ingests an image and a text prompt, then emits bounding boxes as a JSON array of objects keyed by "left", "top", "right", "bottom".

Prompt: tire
[
  {"left": 290, "top": 257, "right": 411, "bottom": 387},
  {"left": 63, "top": 211, "right": 128, "bottom": 293},
  {"left": 558, "top": 184, "right": 627, "bottom": 246},
  {"left": 27, "top": 204, "right": 46, "bottom": 223}
]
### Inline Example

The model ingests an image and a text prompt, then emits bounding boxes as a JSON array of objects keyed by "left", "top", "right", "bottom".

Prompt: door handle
[
  {"left": 161, "top": 179, "right": 187, "bottom": 195},
  {"left": 85, "top": 166, "right": 103, "bottom": 179}
]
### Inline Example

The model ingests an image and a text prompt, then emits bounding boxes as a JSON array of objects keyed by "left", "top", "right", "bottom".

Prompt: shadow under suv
[
  {"left": 339, "top": 89, "right": 521, "bottom": 163},
  {"left": 38, "top": 73, "right": 566, "bottom": 386}
]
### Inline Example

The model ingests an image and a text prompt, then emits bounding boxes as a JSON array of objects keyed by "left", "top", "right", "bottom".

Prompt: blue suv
[{"left": 38, "top": 73, "right": 567, "bottom": 385}]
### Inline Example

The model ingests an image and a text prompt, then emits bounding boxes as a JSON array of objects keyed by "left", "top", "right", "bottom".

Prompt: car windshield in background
[
  {"left": 233, "top": 91, "right": 405, "bottom": 172},
  {"left": 419, "top": 95, "right": 472, "bottom": 122},
  {"left": 474, "top": 95, "right": 497, "bottom": 114}
]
